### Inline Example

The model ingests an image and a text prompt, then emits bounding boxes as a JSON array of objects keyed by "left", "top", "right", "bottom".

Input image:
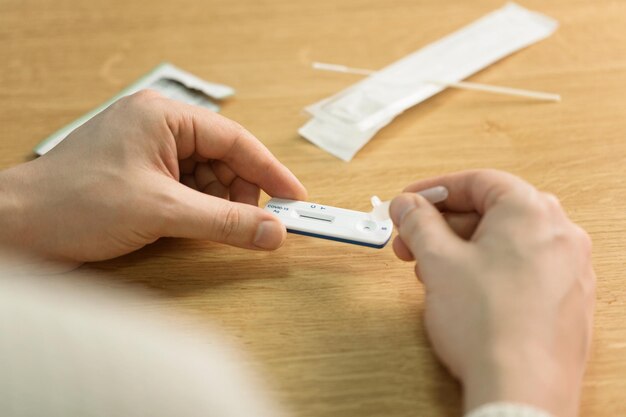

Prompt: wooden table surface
[{"left": 1, "top": 0, "right": 625, "bottom": 415}]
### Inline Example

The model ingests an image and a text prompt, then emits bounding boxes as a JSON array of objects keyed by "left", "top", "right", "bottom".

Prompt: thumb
[
  {"left": 390, "top": 193, "right": 461, "bottom": 260},
  {"left": 160, "top": 182, "right": 286, "bottom": 250}
]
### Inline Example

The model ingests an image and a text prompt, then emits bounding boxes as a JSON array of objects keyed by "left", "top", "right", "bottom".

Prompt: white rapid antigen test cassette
[
  {"left": 264, "top": 187, "right": 449, "bottom": 249},
  {"left": 264, "top": 199, "right": 393, "bottom": 249}
]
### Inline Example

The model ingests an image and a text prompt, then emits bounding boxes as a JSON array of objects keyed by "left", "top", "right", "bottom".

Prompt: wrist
[
  {"left": 0, "top": 164, "right": 31, "bottom": 250},
  {"left": 0, "top": 161, "right": 79, "bottom": 271},
  {"left": 462, "top": 340, "right": 580, "bottom": 417}
]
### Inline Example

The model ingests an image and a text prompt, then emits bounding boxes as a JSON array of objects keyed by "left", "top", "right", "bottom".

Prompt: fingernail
[
  {"left": 390, "top": 195, "right": 422, "bottom": 226},
  {"left": 254, "top": 220, "right": 285, "bottom": 250}
]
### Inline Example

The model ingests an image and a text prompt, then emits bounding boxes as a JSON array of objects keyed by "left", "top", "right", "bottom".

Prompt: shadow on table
[{"left": 79, "top": 236, "right": 358, "bottom": 296}]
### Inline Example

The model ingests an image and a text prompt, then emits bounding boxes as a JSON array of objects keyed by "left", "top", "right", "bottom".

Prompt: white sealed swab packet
[
  {"left": 34, "top": 63, "right": 234, "bottom": 155},
  {"left": 300, "top": 3, "right": 558, "bottom": 161}
]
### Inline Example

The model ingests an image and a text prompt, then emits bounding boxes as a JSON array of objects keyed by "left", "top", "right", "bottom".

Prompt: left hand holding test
[{"left": 0, "top": 90, "right": 307, "bottom": 265}]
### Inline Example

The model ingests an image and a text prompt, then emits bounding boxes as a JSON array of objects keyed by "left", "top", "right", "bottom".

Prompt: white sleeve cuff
[{"left": 464, "top": 402, "right": 554, "bottom": 417}]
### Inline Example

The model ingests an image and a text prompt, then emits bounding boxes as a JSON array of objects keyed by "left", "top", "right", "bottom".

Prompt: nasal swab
[
  {"left": 312, "top": 62, "right": 375, "bottom": 76},
  {"left": 369, "top": 186, "right": 449, "bottom": 221},
  {"left": 312, "top": 62, "right": 561, "bottom": 102},
  {"left": 425, "top": 80, "right": 561, "bottom": 102}
]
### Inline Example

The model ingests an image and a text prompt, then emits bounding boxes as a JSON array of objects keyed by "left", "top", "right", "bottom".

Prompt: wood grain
[{"left": 1, "top": 0, "right": 625, "bottom": 415}]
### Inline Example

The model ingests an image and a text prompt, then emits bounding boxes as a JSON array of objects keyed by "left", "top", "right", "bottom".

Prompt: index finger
[
  {"left": 162, "top": 99, "right": 307, "bottom": 201},
  {"left": 402, "top": 169, "right": 536, "bottom": 214}
]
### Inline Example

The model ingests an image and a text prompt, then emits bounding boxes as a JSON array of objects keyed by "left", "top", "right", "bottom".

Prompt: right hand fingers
[
  {"left": 392, "top": 211, "right": 481, "bottom": 261},
  {"left": 389, "top": 193, "right": 463, "bottom": 263},
  {"left": 389, "top": 169, "right": 537, "bottom": 263},
  {"left": 401, "top": 169, "right": 535, "bottom": 214}
]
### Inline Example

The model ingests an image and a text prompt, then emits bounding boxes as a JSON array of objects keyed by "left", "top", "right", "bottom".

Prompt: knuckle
[
  {"left": 472, "top": 169, "right": 502, "bottom": 190},
  {"left": 233, "top": 123, "right": 249, "bottom": 143},
  {"left": 223, "top": 118, "right": 247, "bottom": 141},
  {"left": 132, "top": 88, "right": 162, "bottom": 101},
  {"left": 572, "top": 224, "right": 593, "bottom": 254},
  {"left": 475, "top": 168, "right": 504, "bottom": 179},
  {"left": 219, "top": 205, "right": 241, "bottom": 242},
  {"left": 522, "top": 192, "right": 551, "bottom": 218},
  {"left": 218, "top": 120, "right": 249, "bottom": 160},
  {"left": 551, "top": 222, "right": 593, "bottom": 260},
  {"left": 230, "top": 120, "right": 246, "bottom": 134},
  {"left": 149, "top": 188, "right": 180, "bottom": 236},
  {"left": 121, "top": 89, "right": 163, "bottom": 110},
  {"left": 232, "top": 121, "right": 254, "bottom": 145},
  {"left": 473, "top": 168, "right": 519, "bottom": 186},
  {"left": 539, "top": 192, "right": 570, "bottom": 220},
  {"left": 541, "top": 192, "right": 562, "bottom": 210}
]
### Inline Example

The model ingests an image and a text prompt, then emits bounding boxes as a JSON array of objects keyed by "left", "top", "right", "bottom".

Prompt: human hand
[
  {"left": 389, "top": 170, "right": 595, "bottom": 417},
  {"left": 0, "top": 90, "right": 306, "bottom": 265}
]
